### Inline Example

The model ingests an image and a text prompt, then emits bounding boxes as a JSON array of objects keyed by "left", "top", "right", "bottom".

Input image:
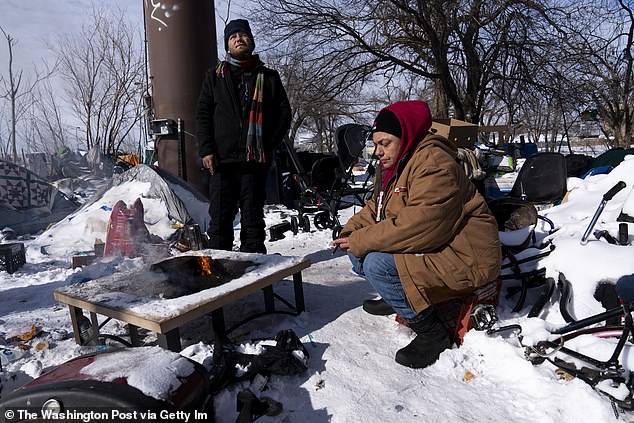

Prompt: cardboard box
[
  {"left": 71, "top": 254, "right": 97, "bottom": 269},
  {"left": 430, "top": 118, "right": 479, "bottom": 149}
]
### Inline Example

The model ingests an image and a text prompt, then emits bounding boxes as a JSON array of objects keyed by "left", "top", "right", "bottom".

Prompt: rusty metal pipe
[{"left": 144, "top": 0, "right": 216, "bottom": 196}]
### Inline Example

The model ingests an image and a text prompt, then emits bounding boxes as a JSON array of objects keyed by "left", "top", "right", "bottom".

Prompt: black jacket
[{"left": 196, "top": 59, "right": 292, "bottom": 164}]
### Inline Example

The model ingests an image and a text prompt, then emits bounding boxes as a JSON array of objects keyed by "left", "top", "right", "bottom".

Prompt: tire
[
  {"left": 332, "top": 226, "right": 342, "bottom": 240},
  {"left": 301, "top": 215, "right": 311, "bottom": 232},
  {"left": 314, "top": 211, "right": 334, "bottom": 230},
  {"left": 290, "top": 216, "right": 299, "bottom": 235}
]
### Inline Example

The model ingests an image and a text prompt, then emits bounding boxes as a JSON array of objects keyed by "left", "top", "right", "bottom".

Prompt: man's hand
[{"left": 202, "top": 154, "right": 217, "bottom": 175}]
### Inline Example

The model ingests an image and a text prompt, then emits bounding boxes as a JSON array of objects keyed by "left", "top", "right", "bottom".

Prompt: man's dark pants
[{"left": 207, "top": 162, "right": 268, "bottom": 253}]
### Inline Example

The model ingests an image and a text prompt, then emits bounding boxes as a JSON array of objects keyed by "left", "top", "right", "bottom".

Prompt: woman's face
[{"left": 372, "top": 131, "right": 402, "bottom": 169}]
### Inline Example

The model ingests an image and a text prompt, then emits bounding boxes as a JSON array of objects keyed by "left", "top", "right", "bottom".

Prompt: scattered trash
[
  {"left": 7, "top": 325, "right": 38, "bottom": 343},
  {"left": 0, "top": 347, "right": 27, "bottom": 366},
  {"left": 463, "top": 371, "right": 476, "bottom": 382},
  {"left": 306, "top": 333, "right": 317, "bottom": 348},
  {"left": 48, "top": 328, "right": 68, "bottom": 341},
  {"left": 34, "top": 341, "right": 49, "bottom": 352},
  {"left": 555, "top": 369, "right": 575, "bottom": 381},
  {"left": 250, "top": 374, "right": 268, "bottom": 393}
]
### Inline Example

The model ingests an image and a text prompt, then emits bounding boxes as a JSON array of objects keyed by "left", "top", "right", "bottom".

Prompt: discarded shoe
[{"left": 362, "top": 298, "right": 394, "bottom": 316}]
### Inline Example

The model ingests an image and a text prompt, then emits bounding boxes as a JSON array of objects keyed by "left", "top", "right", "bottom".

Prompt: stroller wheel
[
  {"left": 314, "top": 211, "right": 334, "bottom": 230},
  {"left": 290, "top": 216, "right": 299, "bottom": 235},
  {"left": 332, "top": 226, "right": 342, "bottom": 240},
  {"left": 301, "top": 215, "right": 311, "bottom": 232}
]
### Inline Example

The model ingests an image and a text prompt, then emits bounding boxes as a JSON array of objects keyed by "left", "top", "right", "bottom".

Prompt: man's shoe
[
  {"left": 362, "top": 298, "right": 395, "bottom": 316},
  {"left": 395, "top": 308, "right": 452, "bottom": 369}
]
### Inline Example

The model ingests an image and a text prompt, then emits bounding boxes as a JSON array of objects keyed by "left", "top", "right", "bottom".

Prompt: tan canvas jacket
[{"left": 341, "top": 133, "right": 501, "bottom": 312}]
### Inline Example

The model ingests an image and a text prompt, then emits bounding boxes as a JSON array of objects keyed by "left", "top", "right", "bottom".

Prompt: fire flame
[{"left": 197, "top": 256, "right": 213, "bottom": 275}]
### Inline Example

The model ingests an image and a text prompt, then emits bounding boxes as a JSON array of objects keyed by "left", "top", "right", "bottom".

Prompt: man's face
[
  {"left": 372, "top": 131, "right": 402, "bottom": 169},
  {"left": 228, "top": 32, "right": 254, "bottom": 59}
]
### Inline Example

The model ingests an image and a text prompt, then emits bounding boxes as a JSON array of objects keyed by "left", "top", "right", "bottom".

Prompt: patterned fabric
[
  {"left": 246, "top": 72, "right": 265, "bottom": 162},
  {"left": 0, "top": 160, "right": 57, "bottom": 210}
]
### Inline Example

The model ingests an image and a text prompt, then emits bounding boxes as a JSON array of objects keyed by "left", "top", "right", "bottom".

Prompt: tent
[
  {"left": 32, "top": 165, "right": 209, "bottom": 257},
  {"left": 81, "top": 164, "right": 209, "bottom": 230}
]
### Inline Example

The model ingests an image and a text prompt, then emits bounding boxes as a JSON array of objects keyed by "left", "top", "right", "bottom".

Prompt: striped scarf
[
  {"left": 245, "top": 72, "right": 264, "bottom": 162},
  {"left": 217, "top": 55, "right": 266, "bottom": 162}
]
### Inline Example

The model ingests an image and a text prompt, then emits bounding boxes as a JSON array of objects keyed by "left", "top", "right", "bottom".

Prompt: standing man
[{"left": 196, "top": 19, "right": 292, "bottom": 253}]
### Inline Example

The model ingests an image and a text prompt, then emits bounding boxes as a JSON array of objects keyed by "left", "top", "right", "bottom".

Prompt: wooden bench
[{"left": 53, "top": 250, "right": 310, "bottom": 351}]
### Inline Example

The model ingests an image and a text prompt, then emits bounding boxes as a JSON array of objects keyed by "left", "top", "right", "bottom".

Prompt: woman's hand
[{"left": 331, "top": 237, "right": 350, "bottom": 252}]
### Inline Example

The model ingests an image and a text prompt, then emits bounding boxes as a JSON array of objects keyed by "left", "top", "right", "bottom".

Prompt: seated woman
[{"left": 332, "top": 100, "right": 501, "bottom": 369}]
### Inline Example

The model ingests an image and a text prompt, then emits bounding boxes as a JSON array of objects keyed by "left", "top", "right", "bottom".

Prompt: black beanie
[
  {"left": 372, "top": 109, "right": 402, "bottom": 138},
  {"left": 224, "top": 19, "right": 255, "bottom": 52}
]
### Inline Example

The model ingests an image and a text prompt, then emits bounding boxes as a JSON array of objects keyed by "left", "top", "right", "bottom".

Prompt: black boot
[
  {"left": 395, "top": 307, "right": 452, "bottom": 369},
  {"left": 362, "top": 298, "right": 395, "bottom": 315}
]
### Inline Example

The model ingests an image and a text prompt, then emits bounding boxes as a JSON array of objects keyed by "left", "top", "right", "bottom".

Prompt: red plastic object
[
  {"left": 435, "top": 280, "right": 502, "bottom": 346},
  {"left": 103, "top": 198, "right": 150, "bottom": 257}
]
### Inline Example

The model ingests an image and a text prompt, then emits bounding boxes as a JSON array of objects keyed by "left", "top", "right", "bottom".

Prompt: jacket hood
[
  {"left": 378, "top": 101, "right": 433, "bottom": 189},
  {"left": 384, "top": 101, "right": 433, "bottom": 157},
  {"left": 418, "top": 133, "right": 459, "bottom": 158}
]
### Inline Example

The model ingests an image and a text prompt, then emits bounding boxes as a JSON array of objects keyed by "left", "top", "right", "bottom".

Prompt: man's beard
[
  {"left": 230, "top": 44, "right": 254, "bottom": 60},
  {"left": 232, "top": 49, "right": 252, "bottom": 60}
]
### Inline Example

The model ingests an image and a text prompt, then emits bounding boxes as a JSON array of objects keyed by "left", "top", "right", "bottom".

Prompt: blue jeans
[{"left": 348, "top": 252, "right": 417, "bottom": 319}]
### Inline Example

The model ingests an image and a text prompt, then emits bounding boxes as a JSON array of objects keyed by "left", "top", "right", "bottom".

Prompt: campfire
[
  {"left": 195, "top": 256, "right": 218, "bottom": 279},
  {"left": 148, "top": 255, "right": 256, "bottom": 299}
]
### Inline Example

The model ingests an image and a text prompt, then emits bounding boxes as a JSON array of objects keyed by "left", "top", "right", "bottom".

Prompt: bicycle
[{"left": 470, "top": 300, "right": 634, "bottom": 417}]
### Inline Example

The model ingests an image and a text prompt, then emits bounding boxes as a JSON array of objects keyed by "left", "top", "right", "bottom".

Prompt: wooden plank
[
  {"left": 156, "top": 259, "right": 310, "bottom": 333},
  {"left": 69, "top": 305, "right": 82, "bottom": 345},
  {"left": 53, "top": 291, "right": 164, "bottom": 332}
]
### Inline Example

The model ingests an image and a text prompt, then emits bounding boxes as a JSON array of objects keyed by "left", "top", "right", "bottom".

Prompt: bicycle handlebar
[
  {"left": 603, "top": 181, "right": 626, "bottom": 201},
  {"left": 580, "top": 181, "right": 627, "bottom": 245}
]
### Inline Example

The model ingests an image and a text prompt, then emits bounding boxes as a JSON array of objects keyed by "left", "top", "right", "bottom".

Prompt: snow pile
[
  {"left": 2, "top": 157, "right": 634, "bottom": 421},
  {"left": 80, "top": 346, "right": 195, "bottom": 401}
]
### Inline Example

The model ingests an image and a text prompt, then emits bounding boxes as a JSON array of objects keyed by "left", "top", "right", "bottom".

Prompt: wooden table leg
[
  {"left": 128, "top": 324, "right": 141, "bottom": 347},
  {"left": 89, "top": 312, "right": 100, "bottom": 337},
  {"left": 68, "top": 305, "right": 83, "bottom": 345},
  {"left": 263, "top": 286, "right": 275, "bottom": 312},
  {"left": 211, "top": 308, "right": 227, "bottom": 341},
  {"left": 293, "top": 271, "right": 305, "bottom": 313},
  {"left": 157, "top": 329, "right": 181, "bottom": 352}
]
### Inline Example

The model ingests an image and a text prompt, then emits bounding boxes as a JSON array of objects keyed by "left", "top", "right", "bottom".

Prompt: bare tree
[
  {"left": 0, "top": 103, "right": 8, "bottom": 157},
  {"left": 51, "top": 7, "right": 144, "bottom": 156},
  {"left": 0, "top": 26, "right": 52, "bottom": 161},
  {"left": 24, "top": 79, "right": 69, "bottom": 155},
  {"left": 563, "top": 0, "right": 634, "bottom": 148},
  {"left": 263, "top": 46, "right": 374, "bottom": 153},
  {"left": 253, "top": 0, "right": 565, "bottom": 125}
]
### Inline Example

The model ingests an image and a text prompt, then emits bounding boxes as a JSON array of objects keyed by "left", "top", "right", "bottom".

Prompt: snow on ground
[{"left": 2, "top": 158, "right": 634, "bottom": 422}]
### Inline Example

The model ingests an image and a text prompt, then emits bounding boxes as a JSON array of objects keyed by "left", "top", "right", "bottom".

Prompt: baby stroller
[{"left": 280, "top": 124, "right": 374, "bottom": 239}]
